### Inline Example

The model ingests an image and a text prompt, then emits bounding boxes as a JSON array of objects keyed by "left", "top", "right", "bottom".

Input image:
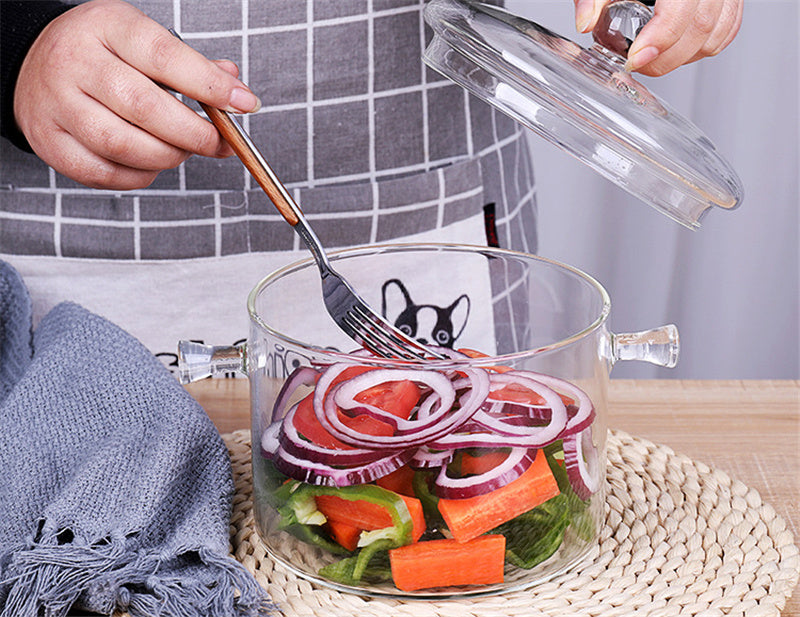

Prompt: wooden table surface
[{"left": 186, "top": 378, "right": 800, "bottom": 616}]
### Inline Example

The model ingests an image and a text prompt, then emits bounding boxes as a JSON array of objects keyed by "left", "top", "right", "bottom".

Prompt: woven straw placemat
[{"left": 224, "top": 429, "right": 799, "bottom": 617}]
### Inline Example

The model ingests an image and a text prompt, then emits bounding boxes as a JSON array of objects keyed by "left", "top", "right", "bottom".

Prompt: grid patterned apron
[{"left": 0, "top": 0, "right": 538, "bottom": 362}]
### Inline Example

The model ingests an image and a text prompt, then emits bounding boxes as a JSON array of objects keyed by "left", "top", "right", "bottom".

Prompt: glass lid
[{"left": 422, "top": 0, "right": 744, "bottom": 230}]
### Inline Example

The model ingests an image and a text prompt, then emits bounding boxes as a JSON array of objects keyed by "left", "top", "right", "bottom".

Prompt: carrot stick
[
  {"left": 316, "top": 492, "right": 425, "bottom": 542},
  {"left": 437, "top": 449, "right": 560, "bottom": 543},
  {"left": 389, "top": 535, "right": 505, "bottom": 591},
  {"left": 326, "top": 519, "right": 361, "bottom": 551},
  {"left": 375, "top": 465, "right": 416, "bottom": 496}
]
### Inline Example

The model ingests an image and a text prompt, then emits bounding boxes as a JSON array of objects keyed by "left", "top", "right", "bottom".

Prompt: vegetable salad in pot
[
  {"left": 215, "top": 243, "right": 680, "bottom": 598},
  {"left": 257, "top": 347, "right": 600, "bottom": 593}
]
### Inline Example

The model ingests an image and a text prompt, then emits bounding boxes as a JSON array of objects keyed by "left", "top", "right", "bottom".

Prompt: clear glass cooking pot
[{"left": 179, "top": 243, "right": 678, "bottom": 598}]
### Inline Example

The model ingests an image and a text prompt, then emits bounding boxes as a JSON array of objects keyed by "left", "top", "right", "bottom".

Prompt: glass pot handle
[
  {"left": 592, "top": 0, "right": 655, "bottom": 59},
  {"left": 177, "top": 341, "right": 247, "bottom": 384},
  {"left": 611, "top": 324, "right": 679, "bottom": 367}
]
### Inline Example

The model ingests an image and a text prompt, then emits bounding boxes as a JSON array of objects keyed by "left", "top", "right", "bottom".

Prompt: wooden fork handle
[{"left": 201, "top": 104, "right": 301, "bottom": 227}]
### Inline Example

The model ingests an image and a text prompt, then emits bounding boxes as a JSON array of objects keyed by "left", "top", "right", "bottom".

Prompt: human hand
[
  {"left": 14, "top": 0, "right": 261, "bottom": 190},
  {"left": 574, "top": 0, "right": 743, "bottom": 76}
]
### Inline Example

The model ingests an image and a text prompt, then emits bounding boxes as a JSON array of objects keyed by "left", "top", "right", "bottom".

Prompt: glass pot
[{"left": 179, "top": 243, "right": 678, "bottom": 598}]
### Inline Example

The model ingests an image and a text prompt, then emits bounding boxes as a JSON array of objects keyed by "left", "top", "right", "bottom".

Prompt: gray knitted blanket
[{"left": 0, "top": 261, "right": 276, "bottom": 617}]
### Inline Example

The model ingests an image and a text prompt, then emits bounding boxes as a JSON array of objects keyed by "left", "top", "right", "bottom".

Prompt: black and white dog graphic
[{"left": 381, "top": 278, "right": 470, "bottom": 349}]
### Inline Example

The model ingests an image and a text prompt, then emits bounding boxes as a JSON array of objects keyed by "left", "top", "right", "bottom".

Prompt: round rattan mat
[{"left": 224, "top": 429, "right": 799, "bottom": 617}]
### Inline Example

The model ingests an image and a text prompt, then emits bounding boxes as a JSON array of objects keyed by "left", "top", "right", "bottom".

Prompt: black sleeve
[{"left": 0, "top": 1, "right": 75, "bottom": 152}]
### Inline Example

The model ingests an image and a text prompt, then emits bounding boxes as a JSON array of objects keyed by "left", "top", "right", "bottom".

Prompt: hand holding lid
[
  {"left": 423, "top": 0, "right": 743, "bottom": 229},
  {"left": 587, "top": 0, "right": 744, "bottom": 76}
]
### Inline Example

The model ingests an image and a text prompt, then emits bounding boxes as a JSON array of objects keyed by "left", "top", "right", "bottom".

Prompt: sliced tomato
[
  {"left": 375, "top": 464, "right": 416, "bottom": 496},
  {"left": 342, "top": 412, "right": 395, "bottom": 438},
  {"left": 490, "top": 382, "right": 546, "bottom": 405},
  {"left": 291, "top": 366, "right": 421, "bottom": 449},
  {"left": 292, "top": 389, "right": 397, "bottom": 450},
  {"left": 354, "top": 379, "right": 421, "bottom": 420},
  {"left": 490, "top": 382, "right": 574, "bottom": 407},
  {"left": 457, "top": 348, "right": 512, "bottom": 373},
  {"left": 292, "top": 394, "right": 353, "bottom": 449},
  {"left": 460, "top": 450, "right": 511, "bottom": 476}
]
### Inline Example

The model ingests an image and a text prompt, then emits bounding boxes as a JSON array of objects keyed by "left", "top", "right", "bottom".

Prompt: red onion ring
[
  {"left": 261, "top": 355, "right": 600, "bottom": 499},
  {"left": 468, "top": 374, "right": 567, "bottom": 445},
  {"left": 314, "top": 365, "right": 488, "bottom": 449},
  {"left": 482, "top": 399, "right": 550, "bottom": 422},
  {"left": 562, "top": 426, "right": 600, "bottom": 499},
  {"left": 278, "top": 402, "right": 401, "bottom": 466},
  {"left": 433, "top": 447, "right": 534, "bottom": 499},
  {"left": 428, "top": 430, "right": 551, "bottom": 450},
  {"left": 332, "top": 368, "right": 452, "bottom": 430},
  {"left": 260, "top": 420, "right": 280, "bottom": 459},
  {"left": 271, "top": 365, "right": 320, "bottom": 420},
  {"left": 409, "top": 447, "right": 454, "bottom": 469},
  {"left": 505, "top": 370, "right": 595, "bottom": 435},
  {"left": 272, "top": 444, "right": 414, "bottom": 487}
]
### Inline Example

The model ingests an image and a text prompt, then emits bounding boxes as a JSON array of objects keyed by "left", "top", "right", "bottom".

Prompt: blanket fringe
[{"left": 0, "top": 535, "right": 278, "bottom": 617}]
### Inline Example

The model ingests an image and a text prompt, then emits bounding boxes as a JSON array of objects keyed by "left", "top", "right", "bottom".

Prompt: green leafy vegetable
[
  {"left": 319, "top": 539, "right": 393, "bottom": 585},
  {"left": 493, "top": 492, "right": 570, "bottom": 569}
]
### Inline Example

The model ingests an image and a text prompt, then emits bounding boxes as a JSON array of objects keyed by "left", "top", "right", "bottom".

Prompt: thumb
[{"left": 574, "top": 0, "right": 606, "bottom": 33}]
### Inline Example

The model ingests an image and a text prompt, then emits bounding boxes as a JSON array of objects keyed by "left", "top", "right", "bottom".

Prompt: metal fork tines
[
  {"left": 318, "top": 255, "right": 445, "bottom": 360},
  {"left": 321, "top": 274, "right": 441, "bottom": 360}
]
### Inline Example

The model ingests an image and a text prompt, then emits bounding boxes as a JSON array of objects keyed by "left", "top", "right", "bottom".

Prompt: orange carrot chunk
[
  {"left": 326, "top": 519, "right": 361, "bottom": 552},
  {"left": 437, "top": 449, "right": 560, "bottom": 543},
  {"left": 389, "top": 535, "right": 506, "bottom": 591},
  {"left": 400, "top": 494, "right": 426, "bottom": 543}
]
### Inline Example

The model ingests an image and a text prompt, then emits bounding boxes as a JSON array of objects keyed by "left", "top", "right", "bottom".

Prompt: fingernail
[
  {"left": 575, "top": 0, "right": 595, "bottom": 33},
  {"left": 228, "top": 87, "right": 261, "bottom": 113},
  {"left": 625, "top": 46, "right": 659, "bottom": 72}
]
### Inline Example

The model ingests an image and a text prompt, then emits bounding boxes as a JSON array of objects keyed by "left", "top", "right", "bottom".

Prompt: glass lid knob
[{"left": 592, "top": 0, "right": 655, "bottom": 59}]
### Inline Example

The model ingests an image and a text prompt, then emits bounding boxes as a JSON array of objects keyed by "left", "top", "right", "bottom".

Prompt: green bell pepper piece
[
  {"left": 273, "top": 481, "right": 415, "bottom": 584},
  {"left": 318, "top": 538, "right": 394, "bottom": 585},
  {"left": 272, "top": 480, "right": 349, "bottom": 555},
  {"left": 411, "top": 469, "right": 443, "bottom": 527},
  {"left": 543, "top": 441, "right": 596, "bottom": 541},
  {"left": 494, "top": 492, "right": 571, "bottom": 569},
  {"left": 286, "top": 482, "right": 414, "bottom": 546}
]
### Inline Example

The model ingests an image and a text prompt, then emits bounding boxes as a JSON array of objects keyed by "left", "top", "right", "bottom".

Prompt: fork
[{"left": 185, "top": 84, "right": 443, "bottom": 360}]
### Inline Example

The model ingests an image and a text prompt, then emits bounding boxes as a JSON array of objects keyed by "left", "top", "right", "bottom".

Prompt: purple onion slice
[
  {"left": 562, "top": 426, "right": 600, "bottom": 499},
  {"left": 271, "top": 365, "right": 321, "bottom": 420},
  {"left": 433, "top": 447, "right": 535, "bottom": 499},
  {"left": 278, "top": 402, "right": 401, "bottom": 466},
  {"left": 505, "top": 370, "right": 595, "bottom": 435},
  {"left": 314, "top": 364, "right": 488, "bottom": 449}
]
